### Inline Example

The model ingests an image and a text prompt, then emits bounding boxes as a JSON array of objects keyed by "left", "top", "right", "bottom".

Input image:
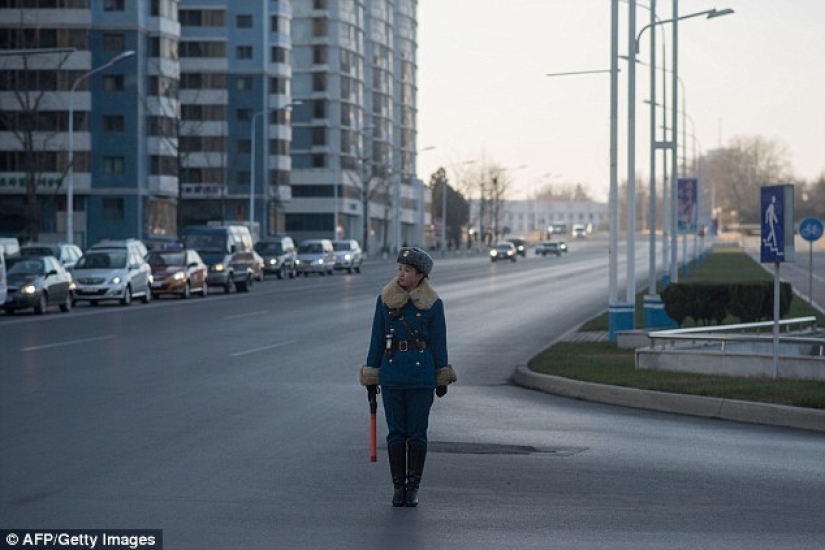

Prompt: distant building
[{"left": 468, "top": 198, "right": 607, "bottom": 244}]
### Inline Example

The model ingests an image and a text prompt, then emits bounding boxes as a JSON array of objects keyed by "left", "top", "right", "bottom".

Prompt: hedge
[{"left": 660, "top": 282, "right": 793, "bottom": 327}]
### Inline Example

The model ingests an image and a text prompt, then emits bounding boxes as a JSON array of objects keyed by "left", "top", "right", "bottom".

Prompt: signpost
[
  {"left": 799, "top": 217, "right": 823, "bottom": 306},
  {"left": 760, "top": 184, "right": 794, "bottom": 379}
]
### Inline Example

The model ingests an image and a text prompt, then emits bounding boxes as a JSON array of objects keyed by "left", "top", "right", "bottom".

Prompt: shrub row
[{"left": 660, "top": 282, "right": 793, "bottom": 326}]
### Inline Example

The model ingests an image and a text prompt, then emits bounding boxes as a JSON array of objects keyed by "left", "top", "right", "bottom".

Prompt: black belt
[{"left": 392, "top": 340, "right": 427, "bottom": 352}]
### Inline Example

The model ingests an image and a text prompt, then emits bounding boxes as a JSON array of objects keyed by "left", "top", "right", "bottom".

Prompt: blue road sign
[
  {"left": 760, "top": 184, "right": 794, "bottom": 263},
  {"left": 799, "top": 217, "right": 823, "bottom": 243}
]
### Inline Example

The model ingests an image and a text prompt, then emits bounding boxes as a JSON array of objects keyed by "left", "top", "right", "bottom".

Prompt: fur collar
[{"left": 381, "top": 277, "right": 439, "bottom": 311}]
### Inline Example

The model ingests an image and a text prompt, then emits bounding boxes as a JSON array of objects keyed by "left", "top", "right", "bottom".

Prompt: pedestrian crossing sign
[{"left": 760, "top": 184, "right": 795, "bottom": 263}]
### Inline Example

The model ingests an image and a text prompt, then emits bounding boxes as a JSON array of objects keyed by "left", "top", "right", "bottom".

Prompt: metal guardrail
[{"left": 648, "top": 316, "right": 824, "bottom": 357}]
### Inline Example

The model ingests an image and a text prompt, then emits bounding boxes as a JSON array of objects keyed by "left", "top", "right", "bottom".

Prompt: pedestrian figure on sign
[
  {"left": 359, "top": 247, "right": 456, "bottom": 507},
  {"left": 764, "top": 194, "right": 778, "bottom": 252}
]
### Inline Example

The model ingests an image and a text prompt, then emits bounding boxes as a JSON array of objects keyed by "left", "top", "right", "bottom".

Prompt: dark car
[
  {"left": 3, "top": 255, "right": 74, "bottom": 314},
  {"left": 146, "top": 247, "right": 208, "bottom": 299},
  {"left": 490, "top": 242, "right": 518, "bottom": 262},
  {"left": 508, "top": 237, "right": 528, "bottom": 257},
  {"left": 536, "top": 241, "right": 562, "bottom": 256},
  {"left": 254, "top": 236, "right": 297, "bottom": 279}
]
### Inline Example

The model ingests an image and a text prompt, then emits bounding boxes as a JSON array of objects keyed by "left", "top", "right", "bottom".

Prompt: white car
[
  {"left": 72, "top": 248, "right": 152, "bottom": 306},
  {"left": 332, "top": 239, "right": 363, "bottom": 274}
]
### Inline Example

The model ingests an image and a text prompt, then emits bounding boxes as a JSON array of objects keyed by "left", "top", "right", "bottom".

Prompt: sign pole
[{"left": 773, "top": 261, "right": 780, "bottom": 379}]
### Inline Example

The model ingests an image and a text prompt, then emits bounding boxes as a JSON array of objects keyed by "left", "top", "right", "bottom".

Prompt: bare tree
[
  {"left": 0, "top": 44, "right": 72, "bottom": 241},
  {"left": 704, "top": 135, "right": 791, "bottom": 224}
]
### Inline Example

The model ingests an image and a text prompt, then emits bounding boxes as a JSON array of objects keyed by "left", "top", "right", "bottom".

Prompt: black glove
[
  {"left": 367, "top": 385, "right": 378, "bottom": 399},
  {"left": 435, "top": 385, "right": 448, "bottom": 398}
]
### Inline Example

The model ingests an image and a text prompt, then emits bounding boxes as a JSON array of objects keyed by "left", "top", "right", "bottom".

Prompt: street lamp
[
  {"left": 669, "top": 4, "right": 733, "bottom": 284},
  {"left": 250, "top": 100, "right": 301, "bottom": 239},
  {"left": 66, "top": 50, "right": 135, "bottom": 245},
  {"left": 627, "top": 3, "right": 732, "bottom": 329}
]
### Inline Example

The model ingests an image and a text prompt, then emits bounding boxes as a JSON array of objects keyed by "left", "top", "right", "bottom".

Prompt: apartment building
[
  {"left": 0, "top": 0, "right": 423, "bottom": 251},
  {"left": 0, "top": 0, "right": 179, "bottom": 247},
  {"left": 288, "top": 0, "right": 426, "bottom": 252}
]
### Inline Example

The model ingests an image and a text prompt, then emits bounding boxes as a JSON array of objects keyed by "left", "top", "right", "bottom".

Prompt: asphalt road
[{"left": 1, "top": 240, "right": 823, "bottom": 550}]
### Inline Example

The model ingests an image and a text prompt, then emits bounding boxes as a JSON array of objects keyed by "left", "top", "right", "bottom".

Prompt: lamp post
[
  {"left": 250, "top": 100, "right": 300, "bottom": 239},
  {"left": 632, "top": 4, "right": 732, "bottom": 323},
  {"left": 668, "top": 5, "right": 733, "bottom": 283},
  {"left": 66, "top": 50, "right": 135, "bottom": 245}
]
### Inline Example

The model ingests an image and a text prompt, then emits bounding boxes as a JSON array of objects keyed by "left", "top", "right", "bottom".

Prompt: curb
[{"left": 513, "top": 365, "right": 825, "bottom": 434}]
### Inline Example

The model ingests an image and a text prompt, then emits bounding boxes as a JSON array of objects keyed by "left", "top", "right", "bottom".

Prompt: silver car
[
  {"left": 332, "top": 239, "right": 363, "bottom": 274},
  {"left": 296, "top": 239, "right": 335, "bottom": 276},
  {"left": 72, "top": 249, "right": 152, "bottom": 305}
]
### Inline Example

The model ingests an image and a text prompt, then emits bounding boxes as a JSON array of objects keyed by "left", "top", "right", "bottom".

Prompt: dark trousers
[{"left": 381, "top": 388, "right": 434, "bottom": 448}]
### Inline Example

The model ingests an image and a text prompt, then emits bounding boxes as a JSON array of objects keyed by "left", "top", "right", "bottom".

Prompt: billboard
[{"left": 677, "top": 178, "right": 697, "bottom": 234}]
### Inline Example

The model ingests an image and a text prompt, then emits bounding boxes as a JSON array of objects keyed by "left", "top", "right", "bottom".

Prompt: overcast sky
[{"left": 416, "top": 0, "right": 825, "bottom": 201}]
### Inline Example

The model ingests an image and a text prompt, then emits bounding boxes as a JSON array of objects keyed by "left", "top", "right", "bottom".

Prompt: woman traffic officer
[{"left": 360, "top": 247, "right": 456, "bottom": 507}]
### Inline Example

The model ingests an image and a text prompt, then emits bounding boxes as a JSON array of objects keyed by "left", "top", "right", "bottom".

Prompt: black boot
[
  {"left": 405, "top": 444, "right": 427, "bottom": 507},
  {"left": 388, "top": 444, "right": 407, "bottom": 507}
]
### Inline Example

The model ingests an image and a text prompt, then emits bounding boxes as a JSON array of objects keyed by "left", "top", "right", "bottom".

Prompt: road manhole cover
[{"left": 427, "top": 442, "right": 587, "bottom": 456}]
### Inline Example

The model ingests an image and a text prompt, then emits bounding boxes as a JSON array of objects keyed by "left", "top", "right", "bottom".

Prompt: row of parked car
[{"left": 0, "top": 227, "right": 365, "bottom": 315}]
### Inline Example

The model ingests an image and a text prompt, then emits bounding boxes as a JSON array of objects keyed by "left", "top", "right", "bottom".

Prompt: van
[
  {"left": 182, "top": 225, "right": 256, "bottom": 293},
  {"left": 0, "top": 237, "right": 21, "bottom": 258},
  {"left": 296, "top": 239, "right": 335, "bottom": 276}
]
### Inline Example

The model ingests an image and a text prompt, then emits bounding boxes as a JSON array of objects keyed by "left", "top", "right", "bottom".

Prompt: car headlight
[
  {"left": 315, "top": 258, "right": 324, "bottom": 265},
  {"left": 214, "top": 263, "right": 225, "bottom": 272},
  {"left": 344, "top": 254, "right": 352, "bottom": 261},
  {"left": 21, "top": 284, "right": 36, "bottom": 294},
  {"left": 490, "top": 250, "right": 497, "bottom": 257},
  {"left": 173, "top": 271, "right": 185, "bottom": 281},
  {"left": 268, "top": 258, "right": 277, "bottom": 265},
  {"left": 111, "top": 276, "right": 122, "bottom": 285}
]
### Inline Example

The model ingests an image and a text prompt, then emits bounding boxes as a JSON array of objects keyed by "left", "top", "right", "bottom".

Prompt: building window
[
  {"left": 237, "top": 14, "right": 252, "bottom": 28},
  {"left": 271, "top": 46, "right": 288, "bottom": 64},
  {"left": 312, "top": 100, "right": 326, "bottom": 119},
  {"left": 311, "top": 127, "right": 326, "bottom": 146},
  {"left": 102, "top": 75, "right": 125, "bottom": 91},
  {"left": 237, "top": 139, "right": 251, "bottom": 154},
  {"left": 236, "top": 76, "right": 253, "bottom": 91},
  {"left": 103, "top": 156, "right": 125, "bottom": 174},
  {"left": 103, "top": 115, "right": 124, "bottom": 132},
  {"left": 312, "top": 18, "right": 327, "bottom": 37},
  {"left": 102, "top": 34, "right": 125, "bottom": 52},
  {"left": 313, "top": 1, "right": 327, "bottom": 12},
  {"left": 236, "top": 109, "right": 252, "bottom": 122},
  {"left": 312, "top": 45, "right": 327, "bottom": 65},
  {"left": 270, "top": 77, "right": 287, "bottom": 95},
  {"left": 312, "top": 73, "right": 326, "bottom": 92},
  {"left": 271, "top": 16, "right": 289, "bottom": 34},
  {"left": 103, "top": 198, "right": 125, "bottom": 221},
  {"left": 236, "top": 46, "right": 253, "bottom": 60},
  {"left": 180, "top": 9, "right": 226, "bottom": 27},
  {"left": 104, "top": 0, "right": 124, "bottom": 11}
]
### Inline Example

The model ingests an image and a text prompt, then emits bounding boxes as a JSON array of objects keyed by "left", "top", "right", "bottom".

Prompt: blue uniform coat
[{"left": 366, "top": 277, "right": 448, "bottom": 390}]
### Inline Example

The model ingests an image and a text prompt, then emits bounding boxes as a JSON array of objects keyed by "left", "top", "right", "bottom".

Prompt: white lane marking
[
  {"left": 230, "top": 340, "right": 297, "bottom": 357},
  {"left": 20, "top": 335, "right": 116, "bottom": 352},
  {"left": 224, "top": 310, "right": 269, "bottom": 320}
]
